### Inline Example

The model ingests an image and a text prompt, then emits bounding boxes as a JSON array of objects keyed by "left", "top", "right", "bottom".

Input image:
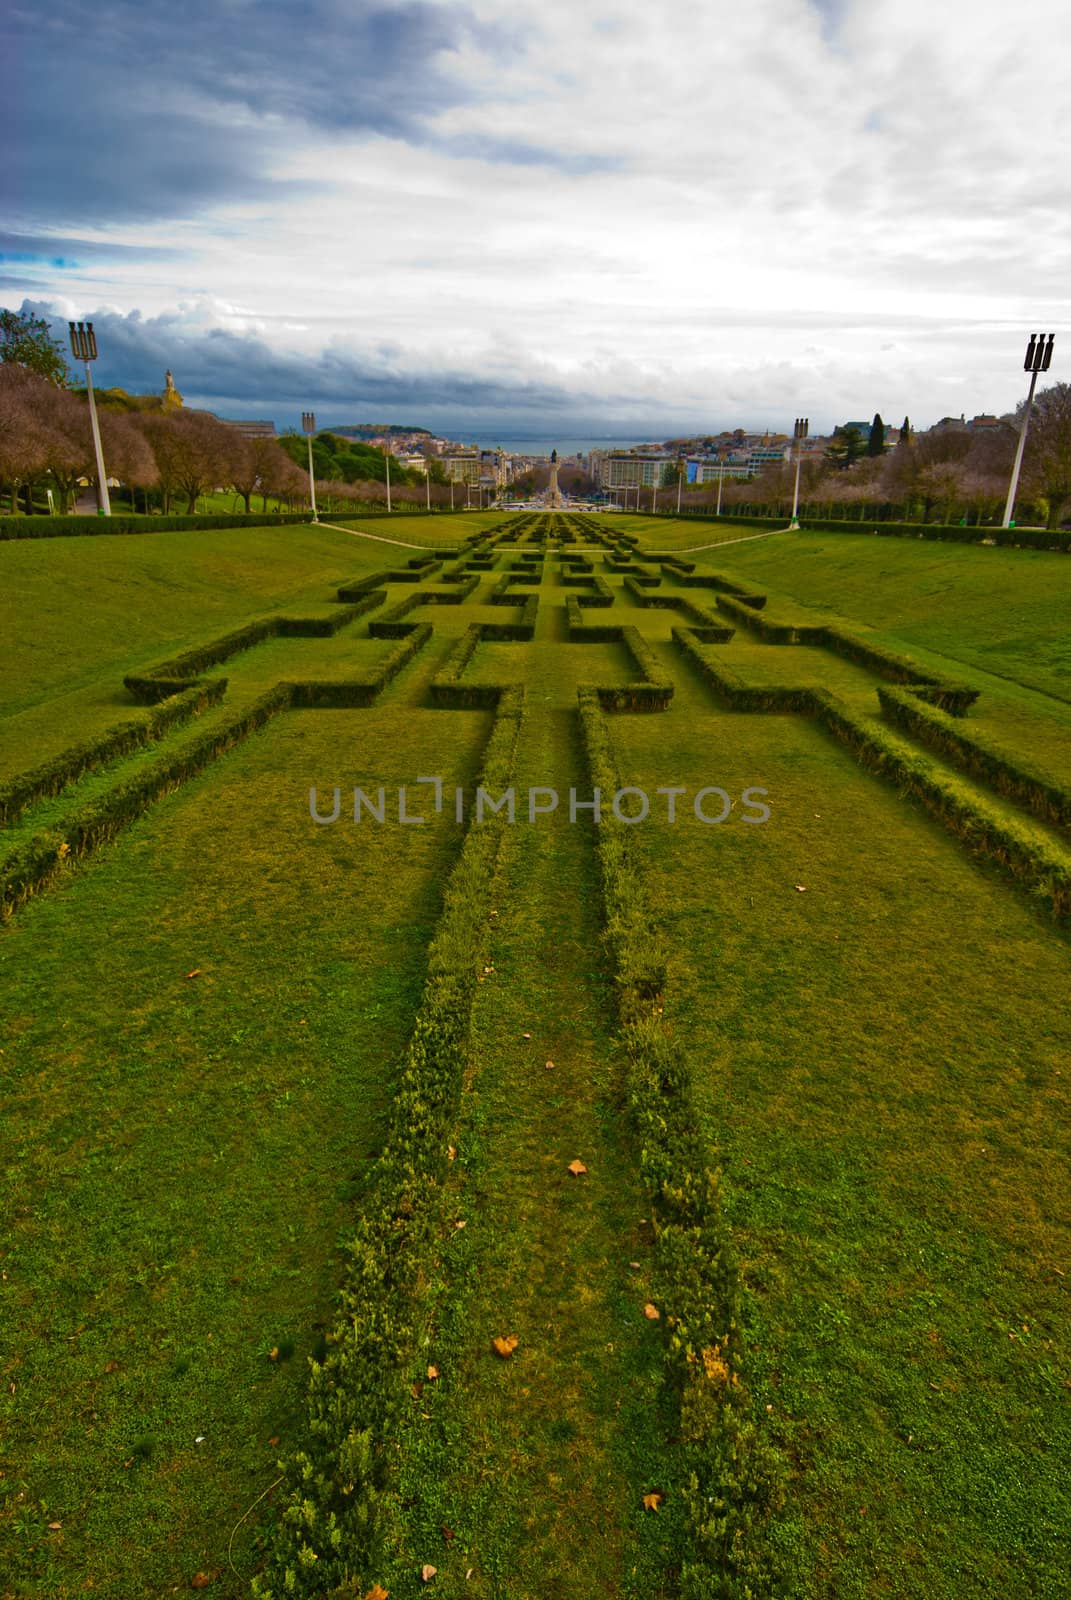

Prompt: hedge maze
[{"left": 4, "top": 510, "right": 1071, "bottom": 1599}]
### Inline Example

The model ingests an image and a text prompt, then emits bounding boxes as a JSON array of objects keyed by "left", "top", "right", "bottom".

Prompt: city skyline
[{"left": 4, "top": 0, "right": 1067, "bottom": 432}]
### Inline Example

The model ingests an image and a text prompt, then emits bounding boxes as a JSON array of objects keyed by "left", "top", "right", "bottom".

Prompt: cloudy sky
[{"left": 3, "top": 0, "right": 1068, "bottom": 435}]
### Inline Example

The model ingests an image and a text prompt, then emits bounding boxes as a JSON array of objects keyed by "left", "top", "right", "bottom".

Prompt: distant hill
[{"left": 326, "top": 423, "right": 433, "bottom": 439}]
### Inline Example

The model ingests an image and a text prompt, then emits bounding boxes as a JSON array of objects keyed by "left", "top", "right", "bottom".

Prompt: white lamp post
[
  {"left": 716, "top": 463, "right": 725, "bottom": 516},
  {"left": 69, "top": 321, "right": 110, "bottom": 515},
  {"left": 385, "top": 447, "right": 392, "bottom": 513},
  {"left": 790, "top": 417, "right": 808, "bottom": 529},
  {"left": 302, "top": 412, "right": 318, "bottom": 522},
  {"left": 676, "top": 457, "right": 684, "bottom": 515},
  {"left": 1003, "top": 333, "right": 1054, "bottom": 529}
]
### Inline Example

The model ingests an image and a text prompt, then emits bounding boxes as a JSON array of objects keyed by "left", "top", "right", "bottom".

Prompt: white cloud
[{"left": 9, "top": 0, "right": 1071, "bottom": 429}]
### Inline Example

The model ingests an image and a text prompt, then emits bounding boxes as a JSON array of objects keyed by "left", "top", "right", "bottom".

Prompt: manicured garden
[{"left": 1, "top": 510, "right": 1068, "bottom": 1597}]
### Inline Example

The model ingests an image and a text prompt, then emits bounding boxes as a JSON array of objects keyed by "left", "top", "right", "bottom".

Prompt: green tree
[
  {"left": 825, "top": 425, "right": 865, "bottom": 470},
  {"left": 899, "top": 415, "right": 912, "bottom": 447},
  {"left": 867, "top": 413, "right": 886, "bottom": 457},
  {"left": 0, "top": 307, "right": 70, "bottom": 385}
]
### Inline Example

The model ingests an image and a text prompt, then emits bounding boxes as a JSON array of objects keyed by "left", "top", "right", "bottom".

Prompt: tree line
[{"left": 0, "top": 310, "right": 456, "bottom": 515}]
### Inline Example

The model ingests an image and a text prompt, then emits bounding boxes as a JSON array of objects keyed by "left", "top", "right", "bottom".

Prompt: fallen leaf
[
  {"left": 628, "top": 1262, "right": 641, "bottom": 1270},
  {"left": 268, "top": 1347, "right": 279, "bottom": 1362},
  {"left": 426, "top": 1365, "right": 440, "bottom": 1381},
  {"left": 567, "top": 1160, "right": 587, "bottom": 1177},
  {"left": 185, "top": 969, "right": 201, "bottom": 980},
  {"left": 421, "top": 1565, "right": 437, "bottom": 1583},
  {"left": 492, "top": 1334, "right": 519, "bottom": 1359},
  {"left": 794, "top": 885, "right": 807, "bottom": 893},
  {"left": 267, "top": 1436, "right": 279, "bottom": 1446},
  {"left": 104, "top": 1360, "right": 120, "bottom": 1374},
  {"left": 465, "top": 1571, "right": 474, "bottom": 1582},
  {"left": 522, "top": 1032, "right": 531, "bottom": 1039},
  {"left": 441, "top": 1524, "right": 455, "bottom": 1542},
  {"left": 643, "top": 1304, "right": 661, "bottom": 1321},
  {"left": 454, "top": 1219, "right": 466, "bottom": 1231},
  {"left": 642, "top": 1491, "right": 664, "bottom": 1512},
  {"left": 48, "top": 1521, "right": 62, "bottom": 1531},
  {"left": 364, "top": 1587, "right": 390, "bottom": 1600},
  {"left": 411, "top": 1382, "right": 424, "bottom": 1399},
  {"left": 545, "top": 1059, "right": 554, "bottom": 1070},
  {"left": 447, "top": 1145, "right": 456, "bottom": 1162},
  {"left": 191, "top": 1575, "right": 213, "bottom": 1590}
]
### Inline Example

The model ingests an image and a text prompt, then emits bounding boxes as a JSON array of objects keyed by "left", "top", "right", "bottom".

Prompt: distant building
[
  {"left": 967, "top": 414, "right": 1002, "bottom": 430},
  {"left": 220, "top": 419, "right": 276, "bottom": 439},
  {"left": 443, "top": 453, "right": 481, "bottom": 485}
]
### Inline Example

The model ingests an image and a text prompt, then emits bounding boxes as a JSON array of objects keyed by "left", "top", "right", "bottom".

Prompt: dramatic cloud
[{"left": 6, "top": 1, "right": 1071, "bottom": 430}]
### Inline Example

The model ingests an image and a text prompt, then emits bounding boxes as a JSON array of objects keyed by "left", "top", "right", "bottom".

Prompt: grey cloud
[
  {"left": 23, "top": 298, "right": 598, "bottom": 427},
  {"left": 4, "top": 1, "right": 530, "bottom": 226},
  {"left": 0, "top": 231, "right": 185, "bottom": 267}
]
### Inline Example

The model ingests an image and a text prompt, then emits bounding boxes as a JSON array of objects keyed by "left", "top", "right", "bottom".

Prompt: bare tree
[{"left": 1020, "top": 382, "right": 1071, "bottom": 527}]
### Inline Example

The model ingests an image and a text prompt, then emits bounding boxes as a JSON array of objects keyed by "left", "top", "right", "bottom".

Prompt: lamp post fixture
[
  {"left": 69, "top": 321, "right": 110, "bottom": 515},
  {"left": 716, "top": 462, "right": 725, "bottom": 516},
  {"left": 652, "top": 477, "right": 658, "bottom": 513},
  {"left": 790, "top": 417, "right": 809, "bottom": 529},
  {"left": 425, "top": 462, "right": 431, "bottom": 513},
  {"left": 301, "top": 412, "right": 318, "bottom": 522},
  {"left": 1003, "top": 333, "right": 1054, "bottom": 529},
  {"left": 385, "top": 447, "right": 392, "bottom": 513},
  {"left": 676, "top": 456, "right": 685, "bottom": 515}
]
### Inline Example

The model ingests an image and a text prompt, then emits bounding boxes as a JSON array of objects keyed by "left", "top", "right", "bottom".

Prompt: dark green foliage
[
  {"left": 0, "top": 680, "right": 226, "bottom": 824},
  {"left": 867, "top": 413, "right": 886, "bottom": 457},
  {"left": 672, "top": 629, "right": 1071, "bottom": 918},
  {"left": 0, "top": 307, "right": 69, "bottom": 384},
  {"left": 124, "top": 594, "right": 386, "bottom": 701},
  {"left": 0, "top": 512, "right": 311, "bottom": 540},
  {"left": 576, "top": 688, "right": 783, "bottom": 1599},
  {"left": 879, "top": 686, "right": 1071, "bottom": 830},
  {"left": 252, "top": 689, "right": 525, "bottom": 1598},
  {"left": 591, "top": 627, "right": 674, "bottom": 712}
]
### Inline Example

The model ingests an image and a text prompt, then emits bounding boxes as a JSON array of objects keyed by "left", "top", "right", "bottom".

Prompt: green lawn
[{"left": 2, "top": 521, "right": 1069, "bottom": 1598}]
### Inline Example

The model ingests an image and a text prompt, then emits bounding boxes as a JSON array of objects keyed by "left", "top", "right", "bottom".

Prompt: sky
[{"left": 3, "top": 0, "right": 1069, "bottom": 436}]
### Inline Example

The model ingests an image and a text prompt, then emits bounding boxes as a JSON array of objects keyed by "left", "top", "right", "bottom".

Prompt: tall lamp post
[
  {"left": 425, "top": 462, "right": 431, "bottom": 513},
  {"left": 716, "top": 462, "right": 725, "bottom": 516},
  {"left": 385, "top": 447, "right": 392, "bottom": 513},
  {"left": 676, "top": 455, "right": 685, "bottom": 515},
  {"left": 69, "top": 321, "right": 110, "bottom": 515},
  {"left": 1003, "top": 333, "right": 1054, "bottom": 529},
  {"left": 302, "top": 412, "right": 318, "bottom": 522},
  {"left": 790, "top": 417, "right": 808, "bottom": 529}
]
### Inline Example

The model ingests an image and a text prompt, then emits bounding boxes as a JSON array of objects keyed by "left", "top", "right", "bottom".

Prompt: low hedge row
[
  {"left": 368, "top": 578, "right": 481, "bottom": 637},
  {"left": 124, "top": 592, "right": 387, "bottom": 701},
  {"left": 0, "top": 679, "right": 226, "bottom": 826},
  {"left": 595, "top": 627, "right": 674, "bottom": 712},
  {"left": 566, "top": 597, "right": 624, "bottom": 642},
  {"left": 674, "top": 630, "right": 1071, "bottom": 917},
  {"left": 712, "top": 596, "right": 979, "bottom": 712},
  {"left": 1, "top": 684, "right": 291, "bottom": 921},
  {"left": 577, "top": 686, "right": 783, "bottom": 1598},
  {"left": 0, "top": 511, "right": 311, "bottom": 540},
  {"left": 879, "top": 687, "right": 1071, "bottom": 830},
  {"left": 253, "top": 688, "right": 526, "bottom": 1598},
  {"left": 284, "top": 625, "right": 432, "bottom": 706},
  {"left": 479, "top": 594, "right": 539, "bottom": 641},
  {"left": 626, "top": 587, "right": 735, "bottom": 640},
  {"left": 577, "top": 575, "right": 614, "bottom": 608},
  {"left": 2, "top": 632, "right": 434, "bottom": 920},
  {"left": 429, "top": 626, "right": 497, "bottom": 707}
]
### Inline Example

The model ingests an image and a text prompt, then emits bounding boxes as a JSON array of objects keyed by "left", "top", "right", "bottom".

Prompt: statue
[{"left": 162, "top": 369, "right": 184, "bottom": 409}]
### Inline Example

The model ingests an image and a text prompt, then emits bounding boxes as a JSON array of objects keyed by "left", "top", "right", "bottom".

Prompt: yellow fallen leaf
[
  {"left": 364, "top": 1587, "right": 390, "bottom": 1600},
  {"left": 426, "top": 1365, "right": 440, "bottom": 1381},
  {"left": 492, "top": 1334, "right": 519, "bottom": 1359},
  {"left": 643, "top": 1304, "right": 661, "bottom": 1321},
  {"left": 545, "top": 1059, "right": 555, "bottom": 1070},
  {"left": 268, "top": 1347, "right": 279, "bottom": 1361},
  {"left": 447, "top": 1145, "right": 456, "bottom": 1162},
  {"left": 642, "top": 1491, "right": 664, "bottom": 1512},
  {"left": 191, "top": 1575, "right": 213, "bottom": 1591},
  {"left": 185, "top": 968, "right": 201, "bottom": 980},
  {"left": 567, "top": 1160, "right": 587, "bottom": 1176},
  {"left": 421, "top": 1565, "right": 437, "bottom": 1583},
  {"left": 794, "top": 885, "right": 807, "bottom": 893},
  {"left": 48, "top": 1521, "right": 62, "bottom": 1530}
]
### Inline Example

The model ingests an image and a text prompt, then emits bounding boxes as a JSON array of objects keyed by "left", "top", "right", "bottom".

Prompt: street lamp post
[
  {"left": 1003, "top": 333, "right": 1054, "bottom": 529},
  {"left": 676, "top": 457, "right": 684, "bottom": 515},
  {"left": 425, "top": 463, "right": 431, "bottom": 513},
  {"left": 652, "top": 478, "right": 658, "bottom": 513},
  {"left": 790, "top": 417, "right": 809, "bottom": 529},
  {"left": 69, "top": 321, "right": 110, "bottom": 515},
  {"left": 716, "top": 463, "right": 725, "bottom": 516},
  {"left": 385, "top": 448, "right": 392, "bottom": 513},
  {"left": 301, "top": 412, "right": 318, "bottom": 522}
]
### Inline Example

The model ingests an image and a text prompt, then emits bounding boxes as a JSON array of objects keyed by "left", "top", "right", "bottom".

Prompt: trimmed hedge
[
  {"left": 0, "top": 512, "right": 311, "bottom": 540},
  {"left": 673, "top": 629, "right": 1071, "bottom": 917},
  {"left": 879, "top": 686, "right": 1071, "bottom": 830},
  {"left": 577, "top": 687, "right": 783, "bottom": 1598},
  {"left": 124, "top": 592, "right": 387, "bottom": 701},
  {"left": 253, "top": 688, "right": 526, "bottom": 1598},
  {"left": 0, "top": 679, "right": 226, "bottom": 826},
  {"left": 712, "top": 596, "right": 979, "bottom": 712},
  {"left": 593, "top": 627, "right": 674, "bottom": 712},
  {"left": 2, "top": 630, "right": 433, "bottom": 920}
]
